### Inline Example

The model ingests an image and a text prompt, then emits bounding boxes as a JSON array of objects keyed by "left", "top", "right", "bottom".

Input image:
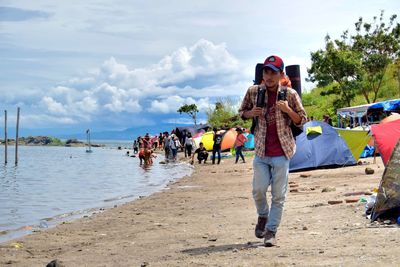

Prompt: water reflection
[{"left": 0, "top": 146, "right": 192, "bottom": 241}]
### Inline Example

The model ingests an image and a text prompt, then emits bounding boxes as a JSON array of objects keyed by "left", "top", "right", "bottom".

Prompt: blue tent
[
  {"left": 289, "top": 121, "right": 356, "bottom": 172},
  {"left": 244, "top": 133, "right": 255, "bottom": 149}
]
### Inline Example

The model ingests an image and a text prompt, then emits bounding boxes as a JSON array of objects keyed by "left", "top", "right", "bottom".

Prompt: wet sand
[{"left": 1, "top": 155, "right": 399, "bottom": 267}]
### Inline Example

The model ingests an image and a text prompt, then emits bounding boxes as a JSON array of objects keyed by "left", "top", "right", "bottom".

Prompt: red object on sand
[{"left": 371, "top": 119, "right": 400, "bottom": 165}]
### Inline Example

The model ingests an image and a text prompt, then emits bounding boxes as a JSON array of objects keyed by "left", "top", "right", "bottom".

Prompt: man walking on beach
[{"left": 239, "top": 55, "right": 307, "bottom": 246}]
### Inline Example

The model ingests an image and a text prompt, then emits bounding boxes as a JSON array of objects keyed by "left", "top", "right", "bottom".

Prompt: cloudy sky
[{"left": 1, "top": 0, "right": 399, "bottom": 134}]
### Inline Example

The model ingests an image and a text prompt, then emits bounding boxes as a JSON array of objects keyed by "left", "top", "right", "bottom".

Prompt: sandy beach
[{"left": 1, "top": 155, "right": 399, "bottom": 267}]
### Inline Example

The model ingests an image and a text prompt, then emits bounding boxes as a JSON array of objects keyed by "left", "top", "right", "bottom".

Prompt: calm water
[{"left": 0, "top": 144, "right": 192, "bottom": 242}]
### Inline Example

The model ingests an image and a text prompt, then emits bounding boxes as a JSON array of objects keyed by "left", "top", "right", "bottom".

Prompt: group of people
[
  {"left": 132, "top": 126, "right": 250, "bottom": 166},
  {"left": 131, "top": 134, "right": 157, "bottom": 166},
  {"left": 188, "top": 127, "right": 248, "bottom": 165}
]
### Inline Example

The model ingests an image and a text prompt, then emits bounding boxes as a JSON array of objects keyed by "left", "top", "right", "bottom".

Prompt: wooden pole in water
[
  {"left": 15, "top": 107, "right": 20, "bottom": 165},
  {"left": 4, "top": 110, "right": 7, "bottom": 164}
]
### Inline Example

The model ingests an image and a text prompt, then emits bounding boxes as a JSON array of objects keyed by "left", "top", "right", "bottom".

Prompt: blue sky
[{"left": 1, "top": 0, "right": 399, "bottom": 134}]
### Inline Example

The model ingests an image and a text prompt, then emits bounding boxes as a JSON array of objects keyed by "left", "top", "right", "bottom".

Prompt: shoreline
[
  {"left": 1, "top": 156, "right": 399, "bottom": 266},
  {"left": 0, "top": 153, "right": 192, "bottom": 245}
]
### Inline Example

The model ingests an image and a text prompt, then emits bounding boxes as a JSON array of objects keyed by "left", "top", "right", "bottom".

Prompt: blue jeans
[
  {"left": 235, "top": 146, "right": 245, "bottom": 163},
  {"left": 212, "top": 145, "right": 221, "bottom": 164},
  {"left": 252, "top": 155, "right": 289, "bottom": 233}
]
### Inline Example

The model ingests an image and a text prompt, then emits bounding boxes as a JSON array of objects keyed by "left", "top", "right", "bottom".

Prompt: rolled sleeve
[
  {"left": 239, "top": 85, "right": 257, "bottom": 119},
  {"left": 289, "top": 89, "right": 307, "bottom": 127}
]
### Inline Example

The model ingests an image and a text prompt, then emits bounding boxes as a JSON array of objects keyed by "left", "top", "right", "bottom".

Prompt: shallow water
[{"left": 0, "top": 144, "right": 192, "bottom": 242}]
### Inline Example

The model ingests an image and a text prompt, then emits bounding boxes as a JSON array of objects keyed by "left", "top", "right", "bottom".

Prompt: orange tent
[{"left": 221, "top": 129, "right": 237, "bottom": 151}]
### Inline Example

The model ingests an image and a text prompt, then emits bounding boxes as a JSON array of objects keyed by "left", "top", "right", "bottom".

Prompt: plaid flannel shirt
[{"left": 239, "top": 85, "right": 307, "bottom": 159}]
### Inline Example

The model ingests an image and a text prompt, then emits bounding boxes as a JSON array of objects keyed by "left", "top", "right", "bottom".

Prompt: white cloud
[
  {"left": 31, "top": 39, "right": 244, "bottom": 127},
  {"left": 41, "top": 96, "right": 67, "bottom": 114}
]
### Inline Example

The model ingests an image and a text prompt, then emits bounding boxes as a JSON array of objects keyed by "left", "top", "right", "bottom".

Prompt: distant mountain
[
  {"left": 57, "top": 123, "right": 188, "bottom": 140},
  {"left": 4, "top": 122, "right": 208, "bottom": 140}
]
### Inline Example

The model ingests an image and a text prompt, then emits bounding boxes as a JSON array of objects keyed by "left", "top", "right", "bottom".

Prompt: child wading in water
[{"left": 234, "top": 127, "right": 248, "bottom": 163}]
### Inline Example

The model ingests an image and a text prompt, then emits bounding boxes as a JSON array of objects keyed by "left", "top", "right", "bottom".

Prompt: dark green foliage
[
  {"left": 177, "top": 104, "right": 199, "bottom": 125},
  {"left": 308, "top": 11, "right": 400, "bottom": 107},
  {"left": 206, "top": 98, "right": 251, "bottom": 129}
]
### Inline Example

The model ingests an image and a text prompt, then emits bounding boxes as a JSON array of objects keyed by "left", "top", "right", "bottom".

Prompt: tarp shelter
[
  {"left": 370, "top": 119, "right": 400, "bottom": 165},
  {"left": 336, "top": 98, "right": 400, "bottom": 127},
  {"left": 175, "top": 124, "right": 211, "bottom": 140},
  {"left": 335, "top": 128, "right": 371, "bottom": 162},
  {"left": 337, "top": 103, "right": 374, "bottom": 127},
  {"left": 367, "top": 98, "right": 400, "bottom": 113},
  {"left": 371, "top": 140, "right": 400, "bottom": 221},
  {"left": 289, "top": 121, "right": 356, "bottom": 172}
]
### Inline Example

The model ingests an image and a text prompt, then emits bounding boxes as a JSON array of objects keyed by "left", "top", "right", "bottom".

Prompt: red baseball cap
[{"left": 263, "top": 55, "right": 284, "bottom": 72}]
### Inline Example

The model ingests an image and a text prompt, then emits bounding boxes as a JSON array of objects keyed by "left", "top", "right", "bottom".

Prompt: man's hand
[
  {"left": 276, "top": 100, "right": 291, "bottom": 113},
  {"left": 245, "top": 107, "right": 263, "bottom": 118},
  {"left": 277, "top": 100, "right": 302, "bottom": 124}
]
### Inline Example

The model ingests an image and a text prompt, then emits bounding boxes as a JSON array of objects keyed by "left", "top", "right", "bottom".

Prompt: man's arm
[
  {"left": 239, "top": 86, "right": 260, "bottom": 119},
  {"left": 276, "top": 90, "right": 307, "bottom": 126}
]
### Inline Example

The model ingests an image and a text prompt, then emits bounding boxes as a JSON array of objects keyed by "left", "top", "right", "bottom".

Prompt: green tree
[
  {"left": 308, "top": 11, "right": 400, "bottom": 107},
  {"left": 352, "top": 11, "right": 400, "bottom": 103},
  {"left": 308, "top": 33, "right": 361, "bottom": 108},
  {"left": 206, "top": 98, "right": 251, "bottom": 129},
  {"left": 177, "top": 104, "right": 199, "bottom": 125}
]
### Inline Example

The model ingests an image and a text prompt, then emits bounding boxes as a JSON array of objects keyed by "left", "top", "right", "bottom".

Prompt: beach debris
[
  {"left": 208, "top": 236, "right": 218, "bottom": 242},
  {"left": 39, "top": 220, "right": 48, "bottom": 229},
  {"left": 302, "top": 226, "right": 308, "bottom": 230},
  {"left": 322, "top": 187, "right": 336, "bottom": 193},
  {"left": 0, "top": 230, "right": 8, "bottom": 235},
  {"left": 310, "top": 203, "right": 325, "bottom": 207},
  {"left": 290, "top": 189, "right": 299, "bottom": 193},
  {"left": 383, "top": 220, "right": 392, "bottom": 225},
  {"left": 46, "top": 259, "right": 65, "bottom": 267},
  {"left": 328, "top": 200, "right": 343, "bottom": 205},
  {"left": 141, "top": 262, "right": 149, "bottom": 267},
  {"left": 159, "top": 161, "right": 166, "bottom": 164},
  {"left": 300, "top": 173, "right": 311, "bottom": 178},
  {"left": 365, "top": 167, "right": 375, "bottom": 175},
  {"left": 343, "top": 191, "right": 370, "bottom": 196},
  {"left": 345, "top": 198, "right": 359, "bottom": 203},
  {"left": 10, "top": 242, "right": 24, "bottom": 249}
]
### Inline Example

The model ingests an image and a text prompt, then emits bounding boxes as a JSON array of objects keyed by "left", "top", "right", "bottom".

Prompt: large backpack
[{"left": 279, "top": 87, "right": 303, "bottom": 138}]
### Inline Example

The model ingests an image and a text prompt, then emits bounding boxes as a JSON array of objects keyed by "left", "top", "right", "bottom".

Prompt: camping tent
[
  {"left": 244, "top": 133, "right": 255, "bottom": 149},
  {"left": 370, "top": 118, "right": 400, "bottom": 165},
  {"left": 335, "top": 128, "right": 371, "bottom": 161},
  {"left": 289, "top": 121, "right": 356, "bottom": 172},
  {"left": 371, "top": 140, "right": 400, "bottom": 221},
  {"left": 201, "top": 131, "right": 215, "bottom": 151},
  {"left": 220, "top": 129, "right": 236, "bottom": 151},
  {"left": 192, "top": 132, "right": 203, "bottom": 148}
]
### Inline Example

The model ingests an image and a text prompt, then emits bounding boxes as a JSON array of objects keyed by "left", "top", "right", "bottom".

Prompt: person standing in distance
[
  {"left": 212, "top": 128, "right": 223, "bottom": 164},
  {"left": 239, "top": 55, "right": 307, "bottom": 247}
]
